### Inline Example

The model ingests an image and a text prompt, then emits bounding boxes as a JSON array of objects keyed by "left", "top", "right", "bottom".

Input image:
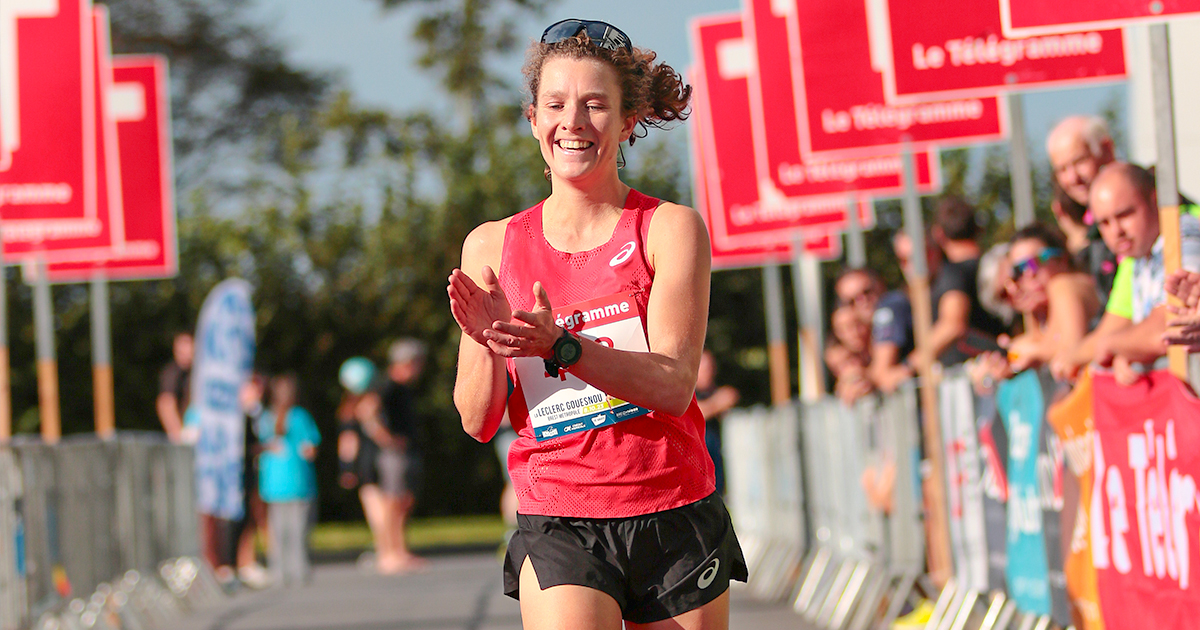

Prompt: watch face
[{"left": 556, "top": 336, "right": 582, "bottom": 365}]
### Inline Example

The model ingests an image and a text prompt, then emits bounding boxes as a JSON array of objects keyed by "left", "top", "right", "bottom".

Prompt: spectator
[
  {"left": 1046, "top": 115, "right": 1115, "bottom": 209},
  {"left": 867, "top": 233, "right": 926, "bottom": 393},
  {"left": 834, "top": 268, "right": 884, "bottom": 327},
  {"left": 256, "top": 374, "right": 321, "bottom": 587},
  {"left": 1001, "top": 223, "right": 1099, "bottom": 373},
  {"left": 156, "top": 332, "right": 193, "bottom": 443},
  {"left": 235, "top": 375, "right": 272, "bottom": 589},
  {"left": 374, "top": 339, "right": 429, "bottom": 574},
  {"left": 908, "top": 197, "right": 1004, "bottom": 371},
  {"left": 1051, "top": 163, "right": 1200, "bottom": 384},
  {"left": 696, "top": 349, "right": 739, "bottom": 494},
  {"left": 1053, "top": 182, "right": 1118, "bottom": 313},
  {"left": 336, "top": 357, "right": 386, "bottom": 571},
  {"left": 826, "top": 306, "right": 872, "bottom": 404},
  {"left": 976, "top": 243, "right": 1017, "bottom": 331}
]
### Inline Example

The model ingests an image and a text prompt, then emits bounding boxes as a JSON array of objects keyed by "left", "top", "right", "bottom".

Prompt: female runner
[{"left": 447, "top": 18, "right": 746, "bottom": 630}]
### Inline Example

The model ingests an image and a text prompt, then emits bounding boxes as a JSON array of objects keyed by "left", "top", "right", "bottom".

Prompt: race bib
[{"left": 514, "top": 292, "right": 652, "bottom": 442}]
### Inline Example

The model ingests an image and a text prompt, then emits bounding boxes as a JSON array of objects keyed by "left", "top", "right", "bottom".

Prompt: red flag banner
[
  {"left": 1001, "top": 0, "right": 1200, "bottom": 39},
  {"left": 1091, "top": 370, "right": 1200, "bottom": 629},
  {"left": 872, "top": 0, "right": 1126, "bottom": 104}
]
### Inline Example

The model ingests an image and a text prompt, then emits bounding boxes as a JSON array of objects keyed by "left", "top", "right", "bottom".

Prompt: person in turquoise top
[{"left": 256, "top": 374, "right": 321, "bottom": 586}]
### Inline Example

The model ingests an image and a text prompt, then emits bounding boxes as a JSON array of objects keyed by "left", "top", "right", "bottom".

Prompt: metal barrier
[
  {"left": 722, "top": 368, "right": 1076, "bottom": 629},
  {"left": 0, "top": 433, "right": 212, "bottom": 630}
]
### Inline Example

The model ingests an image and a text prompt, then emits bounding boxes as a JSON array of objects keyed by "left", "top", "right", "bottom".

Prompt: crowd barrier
[
  {"left": 0, "top": 433, "right": 206, "bottom": 630},
  {"left": 724, "top": 365, "right": 1179, "bottom": 630}
]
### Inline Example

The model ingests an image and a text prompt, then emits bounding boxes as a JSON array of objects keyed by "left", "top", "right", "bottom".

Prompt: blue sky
[{"left": 250, "top": 0, "right": 1127, "bottom": 180}]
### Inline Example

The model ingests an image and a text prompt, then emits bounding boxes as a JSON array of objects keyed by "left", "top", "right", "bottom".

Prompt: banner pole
[
  {"left": 763, "top": 263, "right": 792, "bottom": 406},
  {"left": 1149, "top": 24, "right": 1194, "bottom": 386},
  {"left": 845, "top": 196, "right": 867, "bottom": 268},
  {"left": 901, "top": 142, "right": 952, "bottom": 586},
  {"left": 1007, "top": 92, "right": 1035, "bottom": 228},
  {"left": 34, "top": 257, "right": 60, "bottom": 444},
  {"left": 791, "top": 238, "right": 825, "bottom": 402},
  {"left": 91, "top": 274, "right": 115, "bottom": 438},
  {"left": 0, "top": 256, "right": 9, "bottom": 444}
]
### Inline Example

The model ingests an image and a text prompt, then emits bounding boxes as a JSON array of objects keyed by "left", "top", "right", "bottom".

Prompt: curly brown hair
[{"left": 522, "top": 32, "right": 691, "bottom": 146}]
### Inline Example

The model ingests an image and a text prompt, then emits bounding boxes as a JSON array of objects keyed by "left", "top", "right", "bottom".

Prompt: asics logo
[
  {"left": 609, "top": 241, "right": 636, "bottom": 267},
  {"left": 697, "top": 558, "right": 720, "bottom": 589}
]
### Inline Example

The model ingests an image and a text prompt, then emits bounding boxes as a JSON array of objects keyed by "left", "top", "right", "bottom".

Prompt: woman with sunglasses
[
  {"left": 999, "top": 222, "right": 1099, "bottom": 374},
  {"left": 447, "top": 19, "right": 746, "bottom": 630}
]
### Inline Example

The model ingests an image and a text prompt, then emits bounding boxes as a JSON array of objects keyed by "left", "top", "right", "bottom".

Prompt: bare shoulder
[
  {"left": 460, "top": 217, "right": 513, "bottom": 282},
  {"left": 647, "top": 201, "right": 708, "bottom": 251},
  {"left": 1049, "top": 271, "right": 1095, "bottom": 296}
]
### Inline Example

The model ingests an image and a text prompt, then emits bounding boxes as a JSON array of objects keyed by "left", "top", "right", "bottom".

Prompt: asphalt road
[{"left": 171, "top": 552, "right": 811, "bottom": 630}]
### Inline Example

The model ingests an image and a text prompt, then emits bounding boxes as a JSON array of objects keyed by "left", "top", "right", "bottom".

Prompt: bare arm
[
  {"left": 1097, "top": 306, "right": 1169, "bottom": 366},
  {"left": 484, "top": 203, "right": 711, "bottom": 417},
  {"left": 155, "top": 393, "right": 183, "bottom": 443},
  {"left": 868, "top": 342, "right": 913, "bottom": 394},
  {"left": 697, "top": 386, "right": 739, "bottom": 419},
  {"left": 1009, "top": 274, "right": 1095, "bottom": 372},
  {"left": 1050, "top": 310, "right": 1131, "bottom": 380},
  {"left": 910, "top": 290, "right": 970, "bottom": 370},
  {"left": 448, "top": 220, "right": 511, "bottom": 443}
]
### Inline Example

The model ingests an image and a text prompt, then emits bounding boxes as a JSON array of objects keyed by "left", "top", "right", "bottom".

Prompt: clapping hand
[{"left": 448, "top": 266, "right": 513, "bottom": 347}]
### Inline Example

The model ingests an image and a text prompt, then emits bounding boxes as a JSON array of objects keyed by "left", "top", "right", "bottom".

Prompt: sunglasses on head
[
  {"left": 541, "top": 19, "right": 633, "bottom": 54},
  {"left": 1011, "top": 247, "right": 1064, "bottom": 279}
]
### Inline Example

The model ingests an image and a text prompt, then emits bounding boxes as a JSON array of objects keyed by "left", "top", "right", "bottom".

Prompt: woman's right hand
[{"left": 448, "top": 266, "right": 512, "bottom": 347}]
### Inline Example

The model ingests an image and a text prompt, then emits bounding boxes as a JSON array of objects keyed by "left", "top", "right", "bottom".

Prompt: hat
[{"left": 338, "top": 357, "right": 375, "bottom": 394}]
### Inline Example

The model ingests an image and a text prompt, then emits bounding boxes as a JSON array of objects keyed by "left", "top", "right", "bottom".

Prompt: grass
[{"left": 309, "top": 515, "right": 508, "bottom": 553}]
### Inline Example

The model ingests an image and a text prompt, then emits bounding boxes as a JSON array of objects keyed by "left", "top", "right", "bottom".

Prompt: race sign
[
  {"left": 689, "top": 90, "right": 843, "bottom": 268},
  {"left": 1091, "top": 371, "right": 1200, "bottom": 630},
  {"left": 0, "top": 0, "right": 100, "bottom": 228},
  {"left": 44, "top": 55, "right": 177, "bottom": 283},
  {"left": 1002, "top": 0, "right": 1200, "bottom": 38},
  {"left": 691, "top": 14, "right": 923, "bottom": 250},
  {"left": 784, "top": 0, "right": 1007, "bottom": 160},
  {"left": 2, "top": 3, "right": 124, "bottom": 262},
  {"left": 871, "top": 0, "right": 1126, "bottom": 103},
  {"left": 740, "top": 1, "right": 940, "bottom": 205}
]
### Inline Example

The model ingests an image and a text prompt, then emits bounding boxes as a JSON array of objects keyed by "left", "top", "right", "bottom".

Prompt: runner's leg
[
  {"left": 624, "top": 590, "right": 730, "bottom": 630},
  {"left": 517, "top": 556, "right": 623, "bottom": 630}
]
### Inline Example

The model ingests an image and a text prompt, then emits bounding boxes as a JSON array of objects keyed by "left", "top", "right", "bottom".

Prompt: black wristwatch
[{"left": 544, "top": 327, "right": 583, "bottom": 378}]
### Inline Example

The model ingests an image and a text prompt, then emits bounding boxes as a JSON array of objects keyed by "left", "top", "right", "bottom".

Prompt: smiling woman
[{"left": 446, "top": 18, "right": 745, "bottom": 630}]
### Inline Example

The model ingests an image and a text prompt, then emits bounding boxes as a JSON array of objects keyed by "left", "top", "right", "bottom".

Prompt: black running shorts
[{"left": 502, "top": 492, "right": 748, "bottom": 624}]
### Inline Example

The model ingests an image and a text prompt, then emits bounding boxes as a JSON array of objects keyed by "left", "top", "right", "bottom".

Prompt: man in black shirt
[
  {"left": 157, "top": 332, "right": 193, "bottom": 443},
  {"left": 911, "top": 197, "right": 1004, "bottom": 369},
  {"left": 375, "top": 338, "right": 427, "bottom": 574}
]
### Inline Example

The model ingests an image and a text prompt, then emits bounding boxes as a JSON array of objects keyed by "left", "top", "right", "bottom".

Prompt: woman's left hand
[{"left": 483, "top": 282, "right": 560, "bottom": 358}]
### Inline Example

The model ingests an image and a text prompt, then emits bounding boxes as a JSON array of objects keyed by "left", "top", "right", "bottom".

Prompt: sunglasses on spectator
[
  {"left": 1010, "top": 247, "right": 1064, "bottom": 279},
  {"left": 541, "top": 19, "right": 633, "bottom": 54}
]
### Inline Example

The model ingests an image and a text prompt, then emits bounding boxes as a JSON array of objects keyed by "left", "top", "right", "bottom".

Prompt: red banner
[
  {"left": 0, "top": 0, "right": 99, "bottom": 229},
  {"left": 1, "top": 2, "right": 124, "bottom": 262},
  {"left": 45, "top": 55, "right": 177, "bottom": 283},
  {"left": 1091, "top": 371, "right": 1200, "bottom": 629},
  {"left": 740, "top": 0, "right": 940, "bottom": 200},
  {"left": 1001, "top": 0, "right": 1200, "bottom": 38},
  {"left": 873, "top": 0, "right": 1126, "bottom": 104},
  {"left": 786, "top": 0, "right": 1007, "bottom": 160},
  {"left": 691, "top": 14, "right": 890, "bottom": 250}
]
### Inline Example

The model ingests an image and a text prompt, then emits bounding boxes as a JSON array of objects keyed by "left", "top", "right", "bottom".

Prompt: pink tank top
[{"left": 498, "top": 190, "right": 714, "bottom": 518}]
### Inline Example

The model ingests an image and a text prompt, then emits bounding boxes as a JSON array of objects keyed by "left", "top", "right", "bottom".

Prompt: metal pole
[
  {"left": 1007, "top": 92, "right": 1035, "bottom": 228},
  {"left": 763, "top": 264, "right": 792, "bottom": 405},
  {"left": 1149, "top": 24, "right": 1195, "bottom": 385},
  {"left": 92, "top": 274, "right": 115, "bottom": 438},
  {"left": 34, "top": 258, "right": 60, "bottom": 443},
  {"left": 901, "top": 143, "right": 952, "bottom": 586},
  {"left": 1150, "top": 24, "right": 1179, "bottom": 207},
  {"left": 845, "top": 196, "right": 867, "bottom": 268},
  {"left": 0, "top": 260, "right": 9, "bottom": 443},
  {"left": 791, "top": 238, "right": 826, "bottom": 402}
]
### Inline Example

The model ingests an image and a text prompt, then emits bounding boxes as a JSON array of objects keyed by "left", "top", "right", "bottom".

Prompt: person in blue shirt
[{"left": 256, "top": 374, "right": 321, "bottom": 586}]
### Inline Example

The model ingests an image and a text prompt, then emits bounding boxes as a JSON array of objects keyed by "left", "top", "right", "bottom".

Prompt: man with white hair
[{"left": 1047, "top": 116, "right": 1120, "bottom": 312}]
